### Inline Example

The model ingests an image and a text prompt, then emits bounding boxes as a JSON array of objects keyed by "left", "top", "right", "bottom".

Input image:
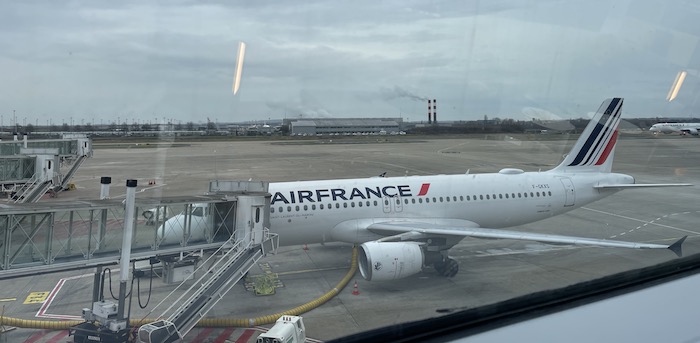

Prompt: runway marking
[
  {"left": 235, "top": 329, "right": 256, "bottom": 343},
  {"left": 139, "top": 183, "right": 166, "bottom": 193},
  {"left": 0, "top": 298, "right": 16, "bottom": 302},
  {"left": 581, "top": 207, "right": 700, "bottom": 236},
  {"left": 190, "top": 327, "right": 215, "bottom": 342},
  {"left": 22, "top": 330, "right": 69, "bottom": 343},
  {"left": 23, "top": 331, "right": 46, "bottom": 343},
  {"left": 345, "top": 159, "right": 433, "bottom": 175},
  {"left": 36, "top": 272, "right": 94, "bottom": 320},
  {"left": 31, "top": 272, "right": 325, "bottom": 343},
  {"left": 108, "top": 183, "right": 166, "bottom": 199},
  {"left": 213, "top": 327, "right": 236, "bottom": 343},
  {"left": 437, "top": 142, "right": 469, "bottom": 154},
  {"left": 23, "top": 292, "right": 50, "bottom": 305},
  {"left": 45, "top": 330, "right": 69, "bottom": 343}
]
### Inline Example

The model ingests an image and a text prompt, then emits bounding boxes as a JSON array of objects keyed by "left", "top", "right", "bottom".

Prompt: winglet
[{"left": 668, "top": 236, "right": 687, "bottom": 257}]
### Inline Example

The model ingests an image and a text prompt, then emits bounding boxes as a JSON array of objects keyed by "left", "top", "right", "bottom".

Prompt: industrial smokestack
[
  {"left": 433, "top": 99, "right": 437, "bottom": 124},
  {"left": 428, "top": 99, "right": 432, "bottom": 124}
]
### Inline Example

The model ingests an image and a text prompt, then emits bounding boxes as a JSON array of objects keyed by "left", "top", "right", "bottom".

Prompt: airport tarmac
[{"left": 1, "top": 134, "right": 698, "bottom": 342}]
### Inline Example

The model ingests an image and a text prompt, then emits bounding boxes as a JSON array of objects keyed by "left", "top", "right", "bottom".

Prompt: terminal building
[{"left": 283, "top": 118, "right": 403, "bottom": 136}]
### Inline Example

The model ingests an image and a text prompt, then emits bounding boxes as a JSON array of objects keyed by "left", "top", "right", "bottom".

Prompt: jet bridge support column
[
  {"left": 72, "top": 180, "right": 137, "bottom": 343},
  {"left": 99, "top": 176, "right": 111, "bottom": 199},
  {"left": 116, "top": 179, "right": 137, "bottom": 322},
  {"left": 91, "top": 176, "right": 111, "bottom": 304}
]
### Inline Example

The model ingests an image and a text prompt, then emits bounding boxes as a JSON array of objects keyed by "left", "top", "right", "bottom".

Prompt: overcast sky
[{"left": 1, "top": 0, "right": 699, "bottom": 125}]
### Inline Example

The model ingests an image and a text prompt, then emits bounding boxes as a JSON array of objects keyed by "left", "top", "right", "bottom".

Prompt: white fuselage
[
  {"left": 267, "top": 170, "right": 633, "bottom": 246},
  {"left": 649, "top": 122, "right": 700, "bottom": 135}
]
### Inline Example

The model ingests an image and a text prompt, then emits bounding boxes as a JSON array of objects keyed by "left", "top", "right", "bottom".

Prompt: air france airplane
[
  {"left": 161, "top": 98, "right": 689, "bottom": 281},
  {"left": 266, "top": 98, "right": 689, "bottom": 281},
  {"left": 649, "top": 122, "right": 700, "bottom": 135}
]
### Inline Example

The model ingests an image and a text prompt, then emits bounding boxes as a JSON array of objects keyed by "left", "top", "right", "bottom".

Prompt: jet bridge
[
  {"left": 0, "top": 197, "right": 209, "bottom": 278},
  {"left": 0, "top": 180, "right": 278, "bottom": 343},
  {"left": 0, "top": 181, "right": 276, "bottom": 281},
  {"left": 0, "top": 134, "right": 92, "bottom": 203},
  {"left": 138, "top": 181, "right": 278, "bottom": 343}
]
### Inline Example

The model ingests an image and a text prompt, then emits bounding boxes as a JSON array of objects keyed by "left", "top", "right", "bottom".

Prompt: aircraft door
[
  {"left": 393, "top": 195, "right": 403, "bottom": 213},
  {"left": 382, "top": 195, "right": 403, "bottom": 213},
  {"left": 44, "top": 158, "right": 54, "bottom": 183},
  {"left": 382, "top": 196, "right": 391, "bottom": 213},
  {"left": 559, "top": 177, "right": 575, "bottom": 207}
]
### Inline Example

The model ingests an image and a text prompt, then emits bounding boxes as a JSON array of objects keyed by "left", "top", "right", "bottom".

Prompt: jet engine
[
  {"left": 681, "top": 128, "right": 698, "bottom": 135},
  {"left": 358, "top": 241, "right": 424, "bottom": 281}
]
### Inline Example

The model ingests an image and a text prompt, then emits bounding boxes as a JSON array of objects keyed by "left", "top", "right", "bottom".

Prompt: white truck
[{"left": 257, "top": 316, "right": 306, "bottom": 343}]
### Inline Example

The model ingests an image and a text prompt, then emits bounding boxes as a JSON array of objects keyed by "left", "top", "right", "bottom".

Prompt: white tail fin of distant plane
[{"left": 552, "top": 98, "right": 623, "bottom": 173}]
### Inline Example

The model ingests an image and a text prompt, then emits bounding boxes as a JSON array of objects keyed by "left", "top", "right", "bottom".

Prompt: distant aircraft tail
[{"left": 552, "top": 98, "right": 623, "bottom": 173}]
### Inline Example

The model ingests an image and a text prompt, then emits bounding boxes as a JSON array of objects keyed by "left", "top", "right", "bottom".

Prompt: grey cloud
[
  {"left": 379, "top": 86, "right": 429, "bottom": 102},
  {"left": 1, "top": 0, "right": 700, "bottom": 122}
]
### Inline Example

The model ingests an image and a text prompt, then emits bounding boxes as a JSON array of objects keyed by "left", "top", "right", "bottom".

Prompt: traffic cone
[{"left": 352, "top": 281, "right": 360, "bottom": 295}]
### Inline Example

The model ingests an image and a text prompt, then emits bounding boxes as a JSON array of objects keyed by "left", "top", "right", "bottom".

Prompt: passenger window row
[{"left": 270, "top": 190, "right": 554, "bottom": 213}]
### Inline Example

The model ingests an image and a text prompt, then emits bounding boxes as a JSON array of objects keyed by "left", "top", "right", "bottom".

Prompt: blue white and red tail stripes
[{"left": 553, "top": 98, "right": 623, "bottom": 173}]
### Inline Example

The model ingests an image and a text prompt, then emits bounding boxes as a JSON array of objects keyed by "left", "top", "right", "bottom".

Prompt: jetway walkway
[
  {"left": 0, "top": 135, "right": 92, "bottom": 202},
  {"left": 0, "top": 183, "right": 272, "bottom": 280},
  {"left": 0, "top": 180, "right": 281, "bottom": 343}
]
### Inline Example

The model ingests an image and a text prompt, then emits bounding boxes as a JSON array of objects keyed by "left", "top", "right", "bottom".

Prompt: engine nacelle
[
  {"left": 358, "top": 242, "right": 424, "bottom": 281},
  {"left": 683, "top": 128, "right": 699, "bottom": 135}
]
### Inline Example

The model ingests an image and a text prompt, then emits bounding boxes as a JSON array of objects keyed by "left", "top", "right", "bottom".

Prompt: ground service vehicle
[{"left": 256, "top": 316, "right": 306, "bottom": 343}]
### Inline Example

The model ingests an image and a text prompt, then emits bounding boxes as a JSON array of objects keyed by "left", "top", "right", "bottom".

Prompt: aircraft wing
[{"left": 367, "top": 221, "right": 686, "bottom": 256}]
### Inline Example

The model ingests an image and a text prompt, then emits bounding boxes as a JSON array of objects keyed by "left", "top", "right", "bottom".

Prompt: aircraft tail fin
[{"left": 552, "top": 98, "right": 623, "bottom": 173}]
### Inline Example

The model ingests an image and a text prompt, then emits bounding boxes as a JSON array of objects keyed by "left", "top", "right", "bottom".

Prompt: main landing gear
[{"left": 434, "top": 257, "right": 459, "bottom": 277}]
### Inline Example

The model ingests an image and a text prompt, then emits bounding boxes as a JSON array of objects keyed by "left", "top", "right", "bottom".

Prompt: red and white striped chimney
[
  {"left": 433, "top": 99, "right": 437, "bottom": 124},
  {"left": 428, "top": 99, "right": 432, "bottom": 124}
]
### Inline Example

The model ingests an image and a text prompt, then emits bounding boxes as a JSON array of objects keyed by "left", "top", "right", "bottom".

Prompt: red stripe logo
[
  {"left": 595, "top": 130, "right": 618, "bottom": 165},
  {"left": 417, "top": 183, "right": 430, "bottom": 196}
]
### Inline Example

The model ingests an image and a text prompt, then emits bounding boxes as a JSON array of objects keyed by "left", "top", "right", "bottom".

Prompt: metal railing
[{"left": 138, "top": 231, "right": 275, "bottom": 342}]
